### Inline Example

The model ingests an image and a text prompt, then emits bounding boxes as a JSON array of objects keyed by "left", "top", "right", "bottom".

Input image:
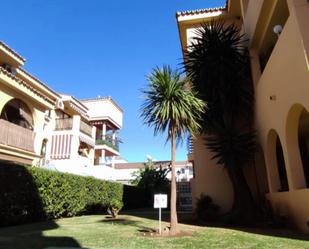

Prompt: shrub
[
  {"left": 0, "top": 162, "right": 123, "bottom": 226},
  {"left": 107, "top": 199, "right": 123, "bottom": 218},
  {"left": 195, "top": 193, "right": 220, "bottom": 222}
]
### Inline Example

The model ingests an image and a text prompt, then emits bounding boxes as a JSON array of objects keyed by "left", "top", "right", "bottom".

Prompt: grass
[{"left": 0, "top": 211, "right": 309, "bottom": 249}]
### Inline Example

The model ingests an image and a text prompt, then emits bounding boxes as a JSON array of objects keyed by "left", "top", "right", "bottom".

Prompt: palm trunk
[{"left": 169, "top": 129, "right": 178, "bottom": 235}]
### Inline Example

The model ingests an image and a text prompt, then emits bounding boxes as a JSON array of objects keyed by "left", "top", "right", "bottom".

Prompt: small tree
[
  {"left": 131, "top": 161, "right": 170, "bottom": 205},
  {"left": 140, "top": 65, "right": 205, "bottom": 235}
]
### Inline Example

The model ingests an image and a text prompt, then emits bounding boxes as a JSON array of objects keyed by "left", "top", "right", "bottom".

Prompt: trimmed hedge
[{"left": 0, "top": 162, "right": 123, "bottom": 226}]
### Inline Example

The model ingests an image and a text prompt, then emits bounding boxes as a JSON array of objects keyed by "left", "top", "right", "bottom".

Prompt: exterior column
[
  {"left": 71, "top": 115, "right": 81, "bottom": 160},
  {"left": 101, "top": 149, "right": 105, "bottom": 165},
  {"left": 249, "top": 49, "right": 261, "bottom": 87},
  {"left": 112, "top": 130, "right": 116, "bottom": 141},
  {"left": 112, "top": 156, "right": 115, "bottom": 168},
  {"left": 102, "top": 122, "right": 106, "bottom": 140}
]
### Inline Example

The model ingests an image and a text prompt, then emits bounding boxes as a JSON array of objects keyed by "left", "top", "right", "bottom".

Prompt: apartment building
[
  {"left": 0, "top": 41, "right": 59, "bottom": 165},
  {"left": 177, "top": 0, "right": 309, "bottom": 232},
  {"left": 0, "top": 41, "right": 123, "bottom": 179}
]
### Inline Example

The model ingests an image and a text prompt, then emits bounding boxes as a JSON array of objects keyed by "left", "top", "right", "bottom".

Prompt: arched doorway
[
  {"left": 0, "top": 98, "right": 33, "bottom": 130},
  {"left": 267, "top": 130, "right": 289, "bottom": 192},
  {"left": 275, "top": 135, "right": 289, "bottom": 192},
  {"left": 298, "top": 109, "right": 309, "bottom": 187}
]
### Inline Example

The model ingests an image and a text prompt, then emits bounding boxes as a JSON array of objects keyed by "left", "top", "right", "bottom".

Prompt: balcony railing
[
  {"left": 96, "top": 134, "right": 120, "bottom": 151},
  {"left": 80, "top": 120, "right": 93, "bottom": 137},
  {"left": 0, "top": 119, "right": 35, "bottom": 152},
  {"left": 55, "top": 117, "right": 93, "bottom": 137},
  {"left": 55, "top": 118, "right": 73, "bottom": 130}
]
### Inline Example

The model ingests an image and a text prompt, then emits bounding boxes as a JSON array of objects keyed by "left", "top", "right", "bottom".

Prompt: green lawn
[{"left": 1, "top": 212, "right": 309, "bottom": 249}]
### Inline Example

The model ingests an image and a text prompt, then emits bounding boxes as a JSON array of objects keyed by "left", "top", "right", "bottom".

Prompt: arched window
[{"left": 0, "top": 99, "right": 33, "bottom": 130}]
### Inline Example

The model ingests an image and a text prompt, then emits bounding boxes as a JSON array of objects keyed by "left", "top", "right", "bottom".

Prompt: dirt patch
[{"left": 138, "top": 227, "right": 193, "bottom": 237}]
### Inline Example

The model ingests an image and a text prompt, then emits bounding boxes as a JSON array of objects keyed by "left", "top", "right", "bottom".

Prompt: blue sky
[{"left": 1, "top": 0, "right": 224, "bottom": 162}]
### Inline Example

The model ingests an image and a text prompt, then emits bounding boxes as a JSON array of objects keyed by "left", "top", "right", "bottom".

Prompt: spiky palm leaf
[
  {"left": 183, "top": 19, "right": 253, "bottom": 128},
  {"left": 140, "top": 65, "right": 206, "bottom": 141},
  {"left": 206, "top": 128, "right": 256, "bottom": 170}
]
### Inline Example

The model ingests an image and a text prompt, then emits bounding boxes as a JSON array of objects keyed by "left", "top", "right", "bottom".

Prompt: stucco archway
[
  {"left": 286, "top": 104, "right": 309, "bottom": 189},
  {"left": 266, "top": 129, "right": 289, "bottom": 192},
  {"left": 0, "top": 98, "right": 34, "bottom": 130}
]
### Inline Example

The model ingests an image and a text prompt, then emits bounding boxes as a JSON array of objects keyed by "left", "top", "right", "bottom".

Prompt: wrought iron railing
[{"left": 96, "top": 134, "right": 120, "bottom": 151}]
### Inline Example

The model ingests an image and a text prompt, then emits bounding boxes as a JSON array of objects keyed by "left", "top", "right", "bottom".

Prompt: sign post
[{"left": 154, "top": 194, "right": 167, "bottom": 235}]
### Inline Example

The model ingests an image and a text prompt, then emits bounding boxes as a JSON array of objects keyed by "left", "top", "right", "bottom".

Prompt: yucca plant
[
  {"left": 140, "top": 65, "right": 205, "bottom": 234},
  {"left": 183, "top": 19, "right": 258, "bottom": 224}
]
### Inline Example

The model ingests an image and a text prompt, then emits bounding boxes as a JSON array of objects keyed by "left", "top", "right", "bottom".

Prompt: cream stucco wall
[
  {"left": 253, "top": 1, "right": 309, "bottom": 232},
  {"left": 178, "top": 0, "right": 309, "bottom": 233},
  {"left": 190, "top": 135, "right": 233, "bottom": 212}
]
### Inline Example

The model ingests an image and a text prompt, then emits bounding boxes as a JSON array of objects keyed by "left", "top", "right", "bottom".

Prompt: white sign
[{"left": 154, "top": 194, "right": 167, "bottom": 208}]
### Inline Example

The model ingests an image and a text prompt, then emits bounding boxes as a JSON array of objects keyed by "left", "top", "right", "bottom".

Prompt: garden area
[
  {"left": 1, "top": 162, "right": 309, "bottom": 249},
  {"left": 1, "top": 213, "right": 309, "bottom": 249}
]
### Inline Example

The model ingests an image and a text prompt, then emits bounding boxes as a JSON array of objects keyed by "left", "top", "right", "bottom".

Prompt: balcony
[
  {"left": 55, "top": 118, "right": 73, "bottom": 130},
  {"left": 96, "top": 134, "right": 120, "bottom": 151},
  {"left": 55, "top": 116, "right": 93, "bottom": 137},
  {"left": 0, "top": 119, "right": 35, "bottom": 152}
]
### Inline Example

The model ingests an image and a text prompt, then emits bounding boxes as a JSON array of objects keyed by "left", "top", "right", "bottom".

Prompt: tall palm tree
[
  {"left": 183, "top": 20, "right": 258, "bottom": 224},
  {"left": 140, "top": 65, "right": 205, "bottom": 234}
]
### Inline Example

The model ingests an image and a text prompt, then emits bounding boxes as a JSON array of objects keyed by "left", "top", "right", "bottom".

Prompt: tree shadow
[
  {"left": 98, "top": 216, "right": 157, "bottom": 234},
  {"left": 122, "top": 207, "right": 309, "bottom": 241},
  {"left": 229, "top": 226, "right": 309, "bottom": 242},
  {"left": 0, "top": 160, "right": 82, "bottom": 249}
]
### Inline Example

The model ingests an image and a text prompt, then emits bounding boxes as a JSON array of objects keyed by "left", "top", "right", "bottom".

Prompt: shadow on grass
[
  {"left": 98, "top": 216, "right": 157, "bottom": 234},
  {"left": 0, "top": 160, "right": 82, "bottom": 249},
  {"left": 230, "top": 226, "right": 309, "bottom": 242},
  {"left": 0, "top": 219, "right": 82, "bottom": 249},
  {"left": 122, "top": 208, "right": 309, "bottom": 242}
]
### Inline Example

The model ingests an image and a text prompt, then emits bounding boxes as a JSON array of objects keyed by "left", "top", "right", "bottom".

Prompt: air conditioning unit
[{"left": 55, "top": 99, "right": 64, "bottom": 110}]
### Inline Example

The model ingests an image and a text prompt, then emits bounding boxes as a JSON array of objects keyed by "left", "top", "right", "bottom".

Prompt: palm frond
[{"left": 140, "top": 65, "right": 206, "bottom": 142}]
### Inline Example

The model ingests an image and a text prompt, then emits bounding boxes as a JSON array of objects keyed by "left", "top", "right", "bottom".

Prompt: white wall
[{"left": 82, "top": 98, "right": 123, "bottom": 128}]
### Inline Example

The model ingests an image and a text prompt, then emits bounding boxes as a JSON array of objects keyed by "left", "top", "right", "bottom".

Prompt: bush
[
  {"left": 195, "top": 194, "right": 220, "bottom": 222},
  {"left": 107, "top": 199, "right": 123, "bottom": 218},
  {"left": 0, "top": 162, "right": 123, "bottom": 226}
]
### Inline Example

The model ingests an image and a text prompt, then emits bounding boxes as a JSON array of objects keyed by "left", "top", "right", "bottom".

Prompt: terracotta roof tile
[
  {"left": 176, "top": 6, "right": 226, "bottom": 17},
  {"left": 0, "top": 66, "right": 55, "bottom": 105},
  {"left": 0, "top": 41, "right": 26, "bottom": 62}
]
